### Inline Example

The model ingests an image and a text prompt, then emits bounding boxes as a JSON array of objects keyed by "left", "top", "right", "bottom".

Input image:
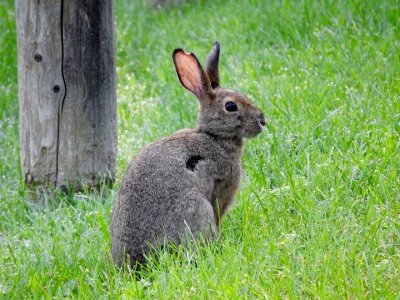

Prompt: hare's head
[{"left": 173, "top": 42, "right": 265, "bottom": 139}]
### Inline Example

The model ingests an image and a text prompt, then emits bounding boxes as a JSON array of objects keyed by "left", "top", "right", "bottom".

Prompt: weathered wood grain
[
  {"left": 16, "top": 0, "right": 64, "bottom": 186},
  {"left": 58, "top": 0, "right": 117, "bottom": 190},
  {"left": 16, "top": 0, "right": 117, "bottom": 191}
]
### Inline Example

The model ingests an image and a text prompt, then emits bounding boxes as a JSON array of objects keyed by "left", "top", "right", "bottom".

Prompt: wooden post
[{"left": 16, "top": 0, "right": 117, "bottom": 191}]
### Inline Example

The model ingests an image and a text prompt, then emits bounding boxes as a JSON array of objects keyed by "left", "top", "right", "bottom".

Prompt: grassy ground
[{"left": 1, "top": 0, "right": 399, "bottom": 298}]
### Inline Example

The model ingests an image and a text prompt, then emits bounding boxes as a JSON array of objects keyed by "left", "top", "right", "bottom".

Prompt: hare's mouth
[{"left": 244, "top": 123, "right": 264, "bottom": 138}]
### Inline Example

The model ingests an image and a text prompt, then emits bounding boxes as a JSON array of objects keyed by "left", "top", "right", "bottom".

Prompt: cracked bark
[{"left": 16, "top": 0, "right": 117, "bottom": 191}]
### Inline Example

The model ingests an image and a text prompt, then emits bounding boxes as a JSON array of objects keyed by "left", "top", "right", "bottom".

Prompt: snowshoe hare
[{"left": 111, "top": 42, "right": 265, "bottom": 267}]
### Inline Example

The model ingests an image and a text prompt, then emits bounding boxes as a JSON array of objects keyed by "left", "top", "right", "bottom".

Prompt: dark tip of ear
[
  {"left": 172, "top": 48, "right": 184, "bottom": 58},
  {"left": 211, "top": 42, "right": 220, "bottom": 57}
]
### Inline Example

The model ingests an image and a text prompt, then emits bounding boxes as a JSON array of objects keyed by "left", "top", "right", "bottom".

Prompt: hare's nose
[{"left": 259, "top": 113, "right": 266, "bottom": 127}]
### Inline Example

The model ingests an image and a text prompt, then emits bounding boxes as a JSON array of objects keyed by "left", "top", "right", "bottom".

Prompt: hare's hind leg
[{"left": 179, "top": 191, "right": 218, "bottom": 242}]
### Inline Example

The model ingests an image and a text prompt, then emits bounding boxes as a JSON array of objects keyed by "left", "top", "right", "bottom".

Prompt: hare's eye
[{"left": 225, "top": 101, "right": 238, "bottom": 112}]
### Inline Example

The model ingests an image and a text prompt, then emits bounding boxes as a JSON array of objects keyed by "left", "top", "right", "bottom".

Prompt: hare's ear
[
  {"left": 206, "top": 41, "right": 220, "bottom": 89},
  {"left": 173, "top": 49, "right": 213, "bottom": 101}
]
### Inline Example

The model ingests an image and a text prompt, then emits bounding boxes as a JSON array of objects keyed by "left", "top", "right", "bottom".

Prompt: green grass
[{"left": 1, "top": 0, "right": 399, "bottom": 298}]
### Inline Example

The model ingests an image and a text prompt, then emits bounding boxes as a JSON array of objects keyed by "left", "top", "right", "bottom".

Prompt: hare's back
[{"left": 118, "top": 130, "right": 216, "bottom": 214}]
